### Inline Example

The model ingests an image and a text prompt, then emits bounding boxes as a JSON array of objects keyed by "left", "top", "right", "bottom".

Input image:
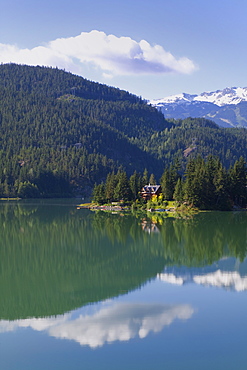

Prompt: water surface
[{"left": 0, "top": 201, "right": 247, "bottom": 369}]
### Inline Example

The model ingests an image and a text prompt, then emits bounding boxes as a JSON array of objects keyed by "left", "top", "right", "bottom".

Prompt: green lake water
[{"left": 0, "top": 200, "right": 247, "bottom": 369}]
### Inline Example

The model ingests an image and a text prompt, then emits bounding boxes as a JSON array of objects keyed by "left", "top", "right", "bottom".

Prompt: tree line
[
  {"left": 0, "top": 64, "right": 247, "bottom": 198},
  {"left": 93, "top": 156, "right": 247, "bottom": 210},
  {"left": 169, "top": 155, "right": 247, "bottom": 210}
]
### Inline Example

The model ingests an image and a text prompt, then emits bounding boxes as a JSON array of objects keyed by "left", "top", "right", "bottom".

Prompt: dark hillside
[
  {"left": 0, "top": 64, "right": 246, "bottom": 198},
  {"left": 0, "top": 64, "right": 169, "bottom": 197},
  {"left": 149, "top": 117, "right": 247, "bottom": 169},
  {"left": 0, "top": 63, "right": 140, "bottom": 102}
]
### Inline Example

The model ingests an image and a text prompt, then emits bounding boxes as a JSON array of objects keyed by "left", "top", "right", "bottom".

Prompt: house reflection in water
[{"left": 141, "top": 219, "right": 160, "bottom": 234}]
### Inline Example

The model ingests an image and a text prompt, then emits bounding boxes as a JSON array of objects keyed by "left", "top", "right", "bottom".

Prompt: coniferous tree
[
  {"left": 173, "top": 177, "right": 184, "bottom": 205},
  {"left": 142, "top": 169, "right": 149, "bottom": 187},
  {"left": 160, "top": 168, "right": 172, "bottom": 200},
  {"left": 105, "top": 172, "right": 118, "bottom": 202},
  {"left": 114, "top": 170, "right": 131, "bottom": 202},
  {"left": 160, "top": 163, "right": 179, "bottom": 200},
  {"left": 184, "top": 156, "right": 204, "bottom": 207},
  {"left": 148, "top": 173, "right": 156, "bottom": 185},
  {"left": 18, "top": 181, "right": 40, "bottom": 198},
  {"left": 229, "top": 156, "right": 247, "bottom": 207},
  {"left": 129, "top": 171, "right": 141, "bottom": 200},
  {"left": 92, "top": 183, "right": 105, "bottom": 204},
  {"left": 214, "top": 160, "right": 230, "bottom": 210}
]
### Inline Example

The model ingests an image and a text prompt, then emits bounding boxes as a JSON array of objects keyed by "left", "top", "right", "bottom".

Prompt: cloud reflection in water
[
  {"left": 158, "top": 270, "right": 247, "bottom": 291},
  {"left": 0, "top": 302, "right": 194, "bottom": 348}
]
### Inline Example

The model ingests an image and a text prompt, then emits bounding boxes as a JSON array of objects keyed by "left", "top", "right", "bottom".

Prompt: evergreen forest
[
  {"left": 0, "top": 63, "right": 247, "bottom": 199},
  {"left": 92, "top": 156, "right": 247, "bottom": 210}
]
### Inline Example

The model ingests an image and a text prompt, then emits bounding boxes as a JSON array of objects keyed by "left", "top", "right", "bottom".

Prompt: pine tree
[
  {"left": 160, "top": 163, "right": 179, "bottom": 200},
  {"left": 214, "top": 160, "right": 230, "bottom": 210},
  {"left": 129, "top": 171, "right": 141, "bottom": 200},
  {"left": 173, "top": 177, "right": 184, "bottom": 205},
  {"left": 105, "top": 172, "right": 117, "bottom": 202},
  {"left": 229, "top": 156, "right": 247, "bottom": 207},
  {"left": 92, "top": 183, "right": 105, "bottom": 204},
  {"left": 160, "top": 168, "right": 172, "bottom": 200},
  {"left": 148, "top": 173, "right": 156, "bottom": 185},
  {"left": 183, "top": 157, "right": 203, "bottom": 207},
  {"left": 114, "top": 170, "right": 131, "bottom": 202},
  {"left": 142, "top": 168, "right": 149, "bottom": 187}
]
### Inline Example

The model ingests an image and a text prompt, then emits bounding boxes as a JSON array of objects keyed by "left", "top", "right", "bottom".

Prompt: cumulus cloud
[
  {"left": 0, "top": 302, "right": 194, "bottom": 348},
  {"left": 193, "top": 270, "right": 247, "bottom": 292},
  {"left": 0, "top": 314, "right": 69, "bottom": 334},
  {"left": 158, "top": 270, "right": 247, "bottom": 292},
  {"left": 0, "top": 30, "right": 196, "bottom": 77},
  {"left": 0, "top": 43, "right": 74, "bottom": 72},
  {"left": 49, "top": 302, "right": 194, "bottom": 347}
]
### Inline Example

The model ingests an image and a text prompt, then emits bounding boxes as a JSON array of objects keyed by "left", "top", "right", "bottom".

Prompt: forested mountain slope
[
  {"left": 0, "top": 64, "right": 169, "bottom": 197},
  {"left": 150, "top": 118, "right": 247, "bottom": 169},
  {"left": 0, "top": 64, "right": 246, "bottom": 198}
]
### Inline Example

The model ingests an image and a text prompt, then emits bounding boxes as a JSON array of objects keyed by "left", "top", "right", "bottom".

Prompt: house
[{"left": 141, "top": 184, "right": 162, "bottom": 200}]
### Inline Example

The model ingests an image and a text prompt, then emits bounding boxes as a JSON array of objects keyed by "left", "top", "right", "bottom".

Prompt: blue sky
[{"left": 1, "top": 0, "right": 246, "bottom": 99}]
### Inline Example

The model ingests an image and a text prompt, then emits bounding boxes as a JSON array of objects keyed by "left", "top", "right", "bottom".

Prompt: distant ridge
[{"left": 150, "top": 87, "right": 247, "bottom": 128}]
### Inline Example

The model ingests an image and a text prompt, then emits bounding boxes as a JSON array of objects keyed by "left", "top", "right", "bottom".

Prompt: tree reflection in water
[{"left": 0, "top": 201, "right": 246, "bottom": 320}]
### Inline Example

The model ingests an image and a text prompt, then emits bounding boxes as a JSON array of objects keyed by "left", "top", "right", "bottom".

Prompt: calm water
[{"left": 0, "top": 200, "right": 247, "bottom": 370}]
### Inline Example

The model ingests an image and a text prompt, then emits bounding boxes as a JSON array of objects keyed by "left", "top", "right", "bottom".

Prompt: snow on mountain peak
[
  {"left": 150, "top": 87, "right": 247, "bottom": 107},
  {"left": 149, "top": 93, "right": 196, "bottom": 106},
  {"left": 194, "top": 87, "right": 247, "bottom": 106}
]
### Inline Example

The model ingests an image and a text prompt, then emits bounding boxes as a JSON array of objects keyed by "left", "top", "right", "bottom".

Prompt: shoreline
[{"left": 76, "top": 202, "right": 198, "bottom": 216}]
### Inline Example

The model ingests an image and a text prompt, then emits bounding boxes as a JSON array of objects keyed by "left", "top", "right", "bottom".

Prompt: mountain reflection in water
[{"left": 0, "top": 201, "right": 247, "bottom": 321}]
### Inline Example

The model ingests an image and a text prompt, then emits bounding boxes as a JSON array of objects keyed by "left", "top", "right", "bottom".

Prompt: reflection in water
[
  {"left": 0, "top": 314, "right": 68, "bottom": 334},
  {"left": 159, "top": 271, "right": 247, "bottom": 291},
  {"left": 193, "top": 270, "right": 247, "bottom": 291},
  {"left": 158, "top": 256, "right": 247, "bottom": 291},
  {"left": 158, "top": 273, "right": 184, "bottom": 286},
  {"left": 0, "top": 302, "right": 194, "bottom": 348},
  {"left": 0, "top": 202, "right": 247, "bottom": 320},
  {"left": 141, "top": 219, "right": 160, "bottom": 234},
  {"left": 0, "top": 202, "right": 165, "bottom": 319}
]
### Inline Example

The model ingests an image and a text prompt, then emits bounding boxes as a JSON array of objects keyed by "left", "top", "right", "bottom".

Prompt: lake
[{"left": 0, "top": 200, "right": 247, "bottom": 370}]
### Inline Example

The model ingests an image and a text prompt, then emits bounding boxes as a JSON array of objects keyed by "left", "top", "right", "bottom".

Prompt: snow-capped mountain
[
  {"left": 150, "top": 87, "right": 247, "bottom": 128},
  {"left": 150, "top": 87, "right": 247, "bottom": 107},
  {"left": 193, "top": 87, "right": 247, "bottom": 106}
]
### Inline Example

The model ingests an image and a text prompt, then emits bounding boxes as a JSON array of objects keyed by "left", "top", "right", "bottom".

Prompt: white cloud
[
  {"left": 0, "top": 314, "right": 69, "bottom": 333},
  {"left": 0, "top": 30, "right": 197, "bottom": 77},
  {"left": 158, "top": 273, "right": 184, "bottom": 285},
  {"left": 0, "top": 43, "right": 74, "bottom": 71},
  {"left": 0, "top": 302, "right": 194, "bottom": 348},
  {"left": 49, "top": 302, "right": 194, "bottom": 347},
  {"left": 193, "top": 270, "right": 247, "bottom": 292},
  {"left": 158, "top": 269, "right": 247, "bottom": 292}
]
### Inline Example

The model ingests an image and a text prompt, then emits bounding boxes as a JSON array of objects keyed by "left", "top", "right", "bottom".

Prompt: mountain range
[
  {"left": 0, "top": 64, "right": 247, "bottom": 197},
  {"left": 150, "top": 87, "right": 247, "bottom": 128}
]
